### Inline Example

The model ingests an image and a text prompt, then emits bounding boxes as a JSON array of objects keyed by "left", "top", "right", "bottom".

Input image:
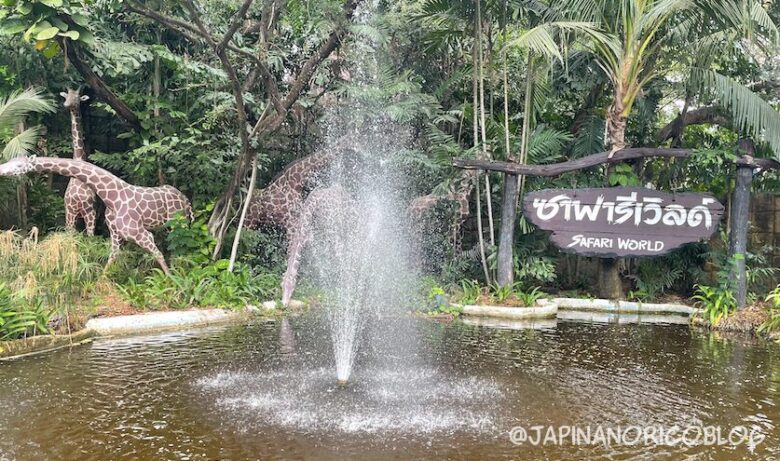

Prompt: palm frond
[
  {"left": 2, "top": 126, "right": 44, "bottom": 160},
  {"left": 0, "top": 88, "right": 55, "bottom": 133},
  {"left": 527, "top": 125, "right": 573, "bottom": 164},
  {"left": 691, "top": 68, "right": 780, "bottom": 158}
]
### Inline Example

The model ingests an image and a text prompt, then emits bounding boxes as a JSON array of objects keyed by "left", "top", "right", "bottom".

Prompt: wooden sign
[{"left": 522, "top": 187, "right": 724, "bottom": 258}]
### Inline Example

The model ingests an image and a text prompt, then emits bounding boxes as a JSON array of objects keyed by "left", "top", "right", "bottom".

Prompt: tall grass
[{"left": 0, "top": 230, "right": 112, "bottom": 309}]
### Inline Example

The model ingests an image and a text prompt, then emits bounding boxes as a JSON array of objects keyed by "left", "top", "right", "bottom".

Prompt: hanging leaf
[
  {"left": 0, "top": 19, "right": 27, "bottom": 35},
  {"left": 71, "top": 13, "right": 89, "bottom": 27},
  {"left": 50, "top": 17, "right": 68, "bottom": 31},
  {"left": 35, "top": 26, "right": 59, "bottom": 41},
  {"left": 38, "top": 0, "right": 63, "bottom": 7}
]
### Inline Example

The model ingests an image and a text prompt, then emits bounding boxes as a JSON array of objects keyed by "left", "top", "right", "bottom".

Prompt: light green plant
[
  {"left": 117, "top": 260, "right": 279, "bottom": 310},
  {"left": 458, "top": 279, "right": 481, "bottom": 305},
  {"left": 758, "top": 285, "right": 780, "bottom": 334},
  {"left": 0, "top": 283, "right": 52, "bottom": 340},
  {"left": 692, "top": 284, "right": 737, "bottom": 326},
  {"left": 515, "top": 286, "right": 546, "bottom": 307}
]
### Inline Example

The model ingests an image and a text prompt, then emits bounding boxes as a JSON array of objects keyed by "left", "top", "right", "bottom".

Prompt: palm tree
[
  {"left": 558, "top": 0, "right": 780, "bottom": 298},
  {"left": 0, "top": 87, "right": 56, "bottom": 227},
  {"left": 0, "top": 87, "right": 55, "bottom": 160}
]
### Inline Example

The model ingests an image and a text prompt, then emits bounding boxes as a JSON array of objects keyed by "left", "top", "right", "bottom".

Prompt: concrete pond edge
[
  {"left": 553, "top": 297, "right": 700, "bottom": 315},
  {"left": 0, "top": 301, "right": 304, "bottom": 361},
  {"left": 1, "top": 297, "right": 698, "bottom": 360},
  {"left": 460, "top": 299, "right": 558, "bottom": 320}
]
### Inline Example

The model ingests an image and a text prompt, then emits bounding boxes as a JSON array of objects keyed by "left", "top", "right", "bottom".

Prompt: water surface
[{"left": 1, "top": 314, "right": 778, "bottom": 460}]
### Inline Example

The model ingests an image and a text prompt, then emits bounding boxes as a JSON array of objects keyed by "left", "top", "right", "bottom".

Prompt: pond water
[{"left": 1, "top": 314, "right": 778, "bottom": 460}]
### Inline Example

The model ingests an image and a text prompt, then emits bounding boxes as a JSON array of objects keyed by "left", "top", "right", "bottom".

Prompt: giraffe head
[
  {"left": 60, "top": 88, "right": 89, "bottom": 109},
  {"left": 0, "top": 156, "right": 37, "bottom": 176}
]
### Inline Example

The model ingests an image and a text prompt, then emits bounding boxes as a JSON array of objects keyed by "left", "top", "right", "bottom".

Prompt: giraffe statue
[
  {"left": 281, "top": 185, "right": 355, "bottom": 305},
  {"left": 61, "top": 88, "right": 98, "bottom": 236},
  {"left": 0, "top": 156, "right": 191, "bottom": 274},
  {"left": 407, "top": 169, "right": 478, "bottom": 254},
  {"left": 246, "top": 146, "right": 348, "bottom": 233}
]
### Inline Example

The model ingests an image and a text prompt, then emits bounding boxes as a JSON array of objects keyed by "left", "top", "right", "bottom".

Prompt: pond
[{"left": 0, "top": 314, "right": 778, "bottom": 460}]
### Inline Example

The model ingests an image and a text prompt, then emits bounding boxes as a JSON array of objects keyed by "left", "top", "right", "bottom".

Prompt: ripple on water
[{"left": 196, "top": 366, "right": 504, "bottom": 435}]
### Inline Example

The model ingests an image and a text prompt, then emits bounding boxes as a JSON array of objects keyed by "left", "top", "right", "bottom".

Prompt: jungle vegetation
[{"left": 0, "top": 0, "right": 779, "bottom": 337}]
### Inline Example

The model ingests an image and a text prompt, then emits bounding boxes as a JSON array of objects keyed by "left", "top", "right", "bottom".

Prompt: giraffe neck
[
  {"left": 286, "top": 149, "right": 338, "bottom": 189},
  {"left": 69, "top": 107, "right": 86, "bottom": 160},
  {"left": 33, "top": 157, "right": 126, "bottom": 207}
]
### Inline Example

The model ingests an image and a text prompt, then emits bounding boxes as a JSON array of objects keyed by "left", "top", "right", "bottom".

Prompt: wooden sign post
[{"left": 522, "top": 187, "right": 725, "bottom": 258}]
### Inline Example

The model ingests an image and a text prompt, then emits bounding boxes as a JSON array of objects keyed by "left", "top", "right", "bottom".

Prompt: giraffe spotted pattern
[
  {"left": 61, "top": 88, "right": 98, "bottom": 235},
  {"left": 0, "top": 156, "right": 191, "bottom": 274},
  {"left": 407, "top": 170, "right": 477, "bottom": 254}
]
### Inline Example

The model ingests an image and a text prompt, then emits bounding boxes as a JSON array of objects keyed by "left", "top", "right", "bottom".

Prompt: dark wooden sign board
[{"left": 522, "top": 187, "right": 725, "bottom": 258}]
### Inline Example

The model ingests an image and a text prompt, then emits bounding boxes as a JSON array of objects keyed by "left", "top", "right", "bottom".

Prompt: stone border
[
  {"left": 84, "top": 308, "right": 251, "bottom": 336},
  {"left": 0, "top": 300, "right": 302, "bottom": 360},
  {"left": 553, "top": 297, "right": 699, "bottom": 315},
  {"left": 461, "top": 299, "right": 558, "bottom": 320}
]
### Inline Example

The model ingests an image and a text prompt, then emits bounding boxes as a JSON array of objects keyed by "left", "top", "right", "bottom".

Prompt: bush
[
  {"left": 117, "top": 259, "right": 280, "bottom": 310},
  {"left": 758, "top": 285, "right": 780, "bottom": 334},
  {"left": 692, "top": 284, "right": 736, "bottom": 326},
  {"left": 0, "top": 283, "right": 52, "bottom": 340}
]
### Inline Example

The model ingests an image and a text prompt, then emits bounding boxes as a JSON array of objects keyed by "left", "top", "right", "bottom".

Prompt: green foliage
[
  {"left": 489, "top": 282, "right": 514, "bottom": 303},
  {"left": 117, "top": 260, "right": 279, "bottom": 310},
  {"left": 458, "top": 279, "right": 481, "bottom": 304},
  {"left": 0, "top": 230, "right": 111, "bottom": 312},
  {"left": 417, "top": 276, "right": 462, "bottom": 316},
  {"left": 0, "top": 282, "right": 52, "bottom": 340},
  {"left": 514, "top": 254, "right": 557, "bottom": 288},
  {"left": 0, "top": 0, "right": 94, "bottom": 58},
  {"left": 165, "top": 208, "right": 214, "bottom": 266},
  {"left": 0, "top": 86, "right": 54, "bottom": 159},
  {"left": 515, "top": 286, "right": 546, "bottom": 307},
  {"left": 608, "top": 163, "right": 641, "bottom": 186},
  {"left": 629, "top": 259, "right": 685, "bottom": 300},
  {"left": 758, "top": 285, "right": 780, "bottom": 334},
  {"left": 692, "top": 283, "right": 737, "bottom": 326}
]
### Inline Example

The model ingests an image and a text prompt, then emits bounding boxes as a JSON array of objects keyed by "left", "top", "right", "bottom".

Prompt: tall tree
[{"left": 125, "top": 0, "right": 365, "bottom": 254}]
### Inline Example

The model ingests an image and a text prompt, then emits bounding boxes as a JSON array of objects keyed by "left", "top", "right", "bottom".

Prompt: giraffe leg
[
  {"left": 82, "top": 205, "right": 96, "bottom": 237},
  {"left": 105, "top": 232, "right": 123, "bottom": 270},
  {"left": 282, "top": 226, "right": 308, "bottom": 306},
  {"left": 130, "top": 229, "right": 170, "bottom": 275},
  {"left": 65, "top": 207, "right": 77, "bottom": 232}
]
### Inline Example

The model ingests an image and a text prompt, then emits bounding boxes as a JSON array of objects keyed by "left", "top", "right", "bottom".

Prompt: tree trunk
[
  {"left": 495, "top": 11, "right": 515, "bottom": 288},
  {"left": 228, "top": 155, "right": 258, "bottom": 272},
  {"left": 496, "top": 173, "right": 518, "bottom": 286},
  {"left": 729, "top": 139, "right": 755, "bottom": 309},
  {"left": 600, "top": 103, "right": 628, "bottom": 299}
]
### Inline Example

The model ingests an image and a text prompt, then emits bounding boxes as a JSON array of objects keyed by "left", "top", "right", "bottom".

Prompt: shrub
[
  {"left": 758, "top": 285, "right": 780, "bottom": 334},
  {"left": 692, "top": 284, "right": 737, "bottom": 326},
  {"left": 118, "top": 259, "right": 280, "bottom": 310},
  {"left": 0, "top": 283, "right": 52, "bottom": 340}
]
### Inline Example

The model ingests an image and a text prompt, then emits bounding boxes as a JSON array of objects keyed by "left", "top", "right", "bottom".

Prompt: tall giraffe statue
[
  {"left": 61, "top": 88, "right": 98, "bottom": 235},
  {"left": 0, "top": 156, "right": 191, "bottom": 274},
  {"left": 407, "top": 169, "right": 477, "bottom": 254}
]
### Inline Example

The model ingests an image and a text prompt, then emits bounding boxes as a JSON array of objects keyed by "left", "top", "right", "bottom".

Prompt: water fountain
[{"left": 302, "top": 0, "right": 417, "bottom": 384}]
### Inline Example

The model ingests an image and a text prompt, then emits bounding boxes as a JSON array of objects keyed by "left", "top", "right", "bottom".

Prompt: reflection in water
[{"left": 0, "top": 315, "right": 778, "bottom": 460}]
